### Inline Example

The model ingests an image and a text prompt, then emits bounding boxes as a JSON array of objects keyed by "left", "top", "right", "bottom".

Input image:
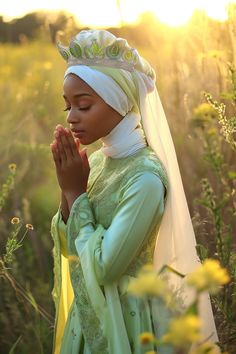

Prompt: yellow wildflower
[
  {"left": 43, "top": 61, "right": 52, "bottom": 70},
  {"left": 145, "top": 351, "right": 157, "bottom": 354},
  {"left": 26, "top": 224, "right": 34, "bottom": 230},
  {"left": 186, "top": 259, "right": 230, "bottom": 294},
  {"left": 139, "top": 332, "right": 155, "bottom": 345},
  {"left": 11, "top": 217, "right": 20, "bottom": 224},
  {"left": 141, "top": 264, "right": 155, "bottom": 272},
  {"left": 207, "top": 128, "right": 217, "bottom": 136},
  {"left": 162, "top": 315, "right": 201, "bottom": 348},
  {"left": 8, "top": 163, "right": 16, "bottom": 172},
  {"left": 128, "top": 265, "right": 168, "bottom": 298}
]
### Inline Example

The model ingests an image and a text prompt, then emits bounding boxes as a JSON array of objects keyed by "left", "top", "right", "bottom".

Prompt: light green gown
[{"left": 50, "top": 146, "right": 171, "bottom": 354}]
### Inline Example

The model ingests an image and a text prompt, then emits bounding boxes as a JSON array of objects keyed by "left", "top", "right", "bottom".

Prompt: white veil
[{"left": 134, "top": 71, "right": 219, "bottom": 347}]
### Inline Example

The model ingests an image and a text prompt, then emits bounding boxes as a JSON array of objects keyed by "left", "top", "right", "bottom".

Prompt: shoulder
[
  {"left": 123, "top": 147, "right": 169, "bottom": 195},
  {"left": 88, "top": 149, "right": 104, "bottom": 167},
  {"left": 123, "top": 170, "right": 165, "bottom": 197}
]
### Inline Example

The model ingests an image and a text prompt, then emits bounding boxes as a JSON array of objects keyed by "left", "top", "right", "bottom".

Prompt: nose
[{"left": 66, "top": 108, "right": 81, "bottom": 125}]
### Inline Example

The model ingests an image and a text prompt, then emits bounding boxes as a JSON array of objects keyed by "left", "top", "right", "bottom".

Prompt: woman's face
[{"left": 63, "top": 73, "right": 123, "bottom": 145}]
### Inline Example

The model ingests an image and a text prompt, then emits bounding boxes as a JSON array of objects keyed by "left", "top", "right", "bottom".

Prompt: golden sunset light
[
  {"left": 0, "top": 0, "right": 235, "bottom": 27},
  {"left": 1, "top": 0, "right": 236, "bottom": 350}
]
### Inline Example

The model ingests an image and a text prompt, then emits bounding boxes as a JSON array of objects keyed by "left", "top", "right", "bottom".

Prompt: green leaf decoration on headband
[
  {"left": 56, "top": 30, "right": 156, "bottom": 80},
  {"left": 69, "top": 41, "right": 82, "bottom": 58},
  {"left": 122, "top": 49, "right": 138, "bottom": 64},
  {"left": 106, "top": 43, "right": 122, "bottom": 59},
  {"left": 84, "top": 40, "right": 105, "bottom": 59},
  {"left": 57, "top": 43, "right": 70, "bottom": 61}
]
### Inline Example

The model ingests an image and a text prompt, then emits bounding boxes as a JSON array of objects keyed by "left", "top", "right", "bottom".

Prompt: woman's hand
[{"left": 50, "top": 125, "right": 90, "bottom": 210}]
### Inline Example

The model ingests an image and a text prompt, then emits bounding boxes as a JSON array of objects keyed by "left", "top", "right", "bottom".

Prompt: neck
[{"left": 100, "top": 111, "right": 147, "bottom": 158}]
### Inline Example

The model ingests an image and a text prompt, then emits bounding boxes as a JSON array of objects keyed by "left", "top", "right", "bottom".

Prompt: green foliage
[
  {"left": 191, "top": 63, "right": 236, "bottom": 353},
  {"left": 0, "top": 166, "right": 53, "bottom": 353},
  {"left": 0, "top": 165, "right": 16, "bottom": 212},
  {"left": 0, "top": 11, "right": 236, "bottom": 353}
]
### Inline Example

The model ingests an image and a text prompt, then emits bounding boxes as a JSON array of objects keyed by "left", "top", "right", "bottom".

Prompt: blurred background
[{"left": 0, "top": 1, "right": 236, "bottom": 353}]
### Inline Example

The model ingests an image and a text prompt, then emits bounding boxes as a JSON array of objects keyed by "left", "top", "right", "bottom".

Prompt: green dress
[{"left": 50, "top": 146, "right": 170, "bottom": 354}]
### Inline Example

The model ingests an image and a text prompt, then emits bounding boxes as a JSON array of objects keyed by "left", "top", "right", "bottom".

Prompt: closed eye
[
  {"left": 63, "top": 107, "right": 90, "bottom": 111},
  {"left": 79, "top": 107, "right": 90, "bottom": 111}
]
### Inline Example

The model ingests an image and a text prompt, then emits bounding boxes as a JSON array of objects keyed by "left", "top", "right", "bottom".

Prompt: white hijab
[{"left": 64, "top": 65, "right": 147, "bottom": 158}]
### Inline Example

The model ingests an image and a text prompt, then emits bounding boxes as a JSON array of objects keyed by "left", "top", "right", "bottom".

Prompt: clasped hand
[{"left": 50, "top": 125, "right": 90, "bottom": 203}]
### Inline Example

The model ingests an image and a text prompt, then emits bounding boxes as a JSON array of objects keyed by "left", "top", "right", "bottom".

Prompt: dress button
[
  {"left": 101, "top": 236, "right": 104, "bottom": 239},
  {"left": 130, "top": 311, "right": 136, "bottom": 316}
]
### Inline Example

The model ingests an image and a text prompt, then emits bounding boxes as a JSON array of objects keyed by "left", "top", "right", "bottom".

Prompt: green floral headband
[{"left": 57, "top": 29, "right": 155, "bottom": 80}]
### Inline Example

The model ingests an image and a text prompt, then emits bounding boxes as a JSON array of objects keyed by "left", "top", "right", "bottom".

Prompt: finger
[
  {"left": 75, "top": 138, "right": 80, "bottom": 151},
  {"left": 54, "top": 128, "right": 64, "bottom": 142},
  {"left": 57, "top": 134, "right": 67, "bottom": 163},
  {"left": 80, "top": 148, "right": 90, "bottom": 172},
  {"left": 65, "top": 128, "right": 79, "bottom": 158},
  {"left": 55, "top": 124, "right": 65, "bottom": 132},
  {"left": 60, "top": 129, "right": 74, "bottom": 160},
  {"left": 50, "top": 141, "right": 61, "bottom": 168}
]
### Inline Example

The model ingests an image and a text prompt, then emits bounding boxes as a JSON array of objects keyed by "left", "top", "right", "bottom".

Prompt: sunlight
[
  {"left": 122, "top": 0, "right": 232, "bottom": 27},
  {"left": 0, "top": 0, "right": 235, "bottom": 27}
]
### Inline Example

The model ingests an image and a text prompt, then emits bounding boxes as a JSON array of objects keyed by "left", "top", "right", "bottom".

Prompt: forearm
[{"left": 66, "top": 191, "right": 85, "bottom": 211}]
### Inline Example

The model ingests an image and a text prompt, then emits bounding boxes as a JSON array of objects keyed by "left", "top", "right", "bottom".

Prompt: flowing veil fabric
[{"left": 134, "top": 71, "right": 219, "bottom": 346}]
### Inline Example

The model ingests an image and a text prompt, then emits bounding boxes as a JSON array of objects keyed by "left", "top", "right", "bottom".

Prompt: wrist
[{"left": 64, "top": 190, "right": 86, "bottom": 211}]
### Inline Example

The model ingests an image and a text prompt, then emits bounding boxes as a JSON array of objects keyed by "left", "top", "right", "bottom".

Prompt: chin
[{"left": 78, "top": 137, "right": 97, "bottom": 146}]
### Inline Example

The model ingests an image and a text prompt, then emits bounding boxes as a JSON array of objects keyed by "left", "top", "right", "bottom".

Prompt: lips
[
  {"left": 71, "top": 129, "right": 84, "bottom": 133},
  {"left": 71, "top": 130, "right": 85, "bottom": 138}
]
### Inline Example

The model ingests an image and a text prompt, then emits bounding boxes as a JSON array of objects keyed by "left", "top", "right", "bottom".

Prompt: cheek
[{"left": 88, "top": 107, "right": 109, "bottom": 129}]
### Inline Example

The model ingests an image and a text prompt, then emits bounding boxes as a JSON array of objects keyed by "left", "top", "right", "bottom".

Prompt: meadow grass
[{"left": 0, "top": 19, "right": 235, "bottom": 352}]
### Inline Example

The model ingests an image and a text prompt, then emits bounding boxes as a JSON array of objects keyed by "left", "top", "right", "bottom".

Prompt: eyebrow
[{"left": 63, "top": 93, "right": 92, "bottom": 99}]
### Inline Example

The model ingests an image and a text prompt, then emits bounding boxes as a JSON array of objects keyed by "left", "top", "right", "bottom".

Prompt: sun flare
[{"left": 0, "top": 0, "right": 234, "bottom": 27}]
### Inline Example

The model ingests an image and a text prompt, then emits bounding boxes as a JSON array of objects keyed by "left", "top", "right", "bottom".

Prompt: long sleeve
[
  {"left": 51, "top": 207, "right": 69, "bottom": 258},
  {"left": 67, "top": 171, "right": 165, "bottom": 285}
]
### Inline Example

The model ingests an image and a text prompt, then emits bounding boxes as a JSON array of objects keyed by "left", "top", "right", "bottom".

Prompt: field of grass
[{"left": 0, "top": 15, "right": 235, "bottom": 353}]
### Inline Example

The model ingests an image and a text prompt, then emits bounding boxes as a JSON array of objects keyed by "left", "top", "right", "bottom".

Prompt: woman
[{"left": 50, "top": 29, "right": 218, "bottom": 354}]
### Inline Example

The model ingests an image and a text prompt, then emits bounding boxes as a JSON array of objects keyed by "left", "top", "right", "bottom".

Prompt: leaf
[
  {"left": 8, "top": 335, "right": 22, "bottom": 354},
  {"left": 185, "top": 300, "right": 198, "bottom": 315},
  {"left": 26, "top": 290, "right": 39, "bottom": 312},
  {"left": 196, "top": 244, "right": 208, "bottom": 261},
  {"left": 228, "top": 171, "right": 236, "bottom": 180}
]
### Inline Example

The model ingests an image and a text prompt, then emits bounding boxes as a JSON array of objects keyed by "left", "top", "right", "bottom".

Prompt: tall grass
[{"left": 0, "top": 14, "right": 235, "bottom": 352}]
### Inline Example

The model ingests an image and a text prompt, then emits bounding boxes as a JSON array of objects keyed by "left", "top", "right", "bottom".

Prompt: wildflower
[
  {"left": 8, "top": 163, "right": 16, "bottom": 172},
  {"left": 141, "top": 264, "right": 155, "bottom": 272},
  {"left": 43, "top": 61, "right": 52, "bottom": 70},
  {"left": 162, "top": 315, "right": 201, "bottom": 348},
  {"left": 139, "top": 332, "right": 155, "bottom": 345},
  {"left": 207, "top": 127, "right": 217, "bottom": 136},
  {"left": 11, "top": 217, "right": 20, "bottom": 224},
  {"left": 145, "top": 351, "right": 157, "bottom": 354},
  {"left": 26, "top": 224, "right": 34, "bottom": 230},
  {"left": 127, "top": 266, "right": 168, "bottom": 298},
  {"left": 186, "top": 259, "right": 230, "bottom": 294}
]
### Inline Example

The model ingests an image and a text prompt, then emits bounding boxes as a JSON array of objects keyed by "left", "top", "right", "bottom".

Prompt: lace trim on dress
[{"left": 66, "top": 209, "right": 109, "bottom": 353}]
